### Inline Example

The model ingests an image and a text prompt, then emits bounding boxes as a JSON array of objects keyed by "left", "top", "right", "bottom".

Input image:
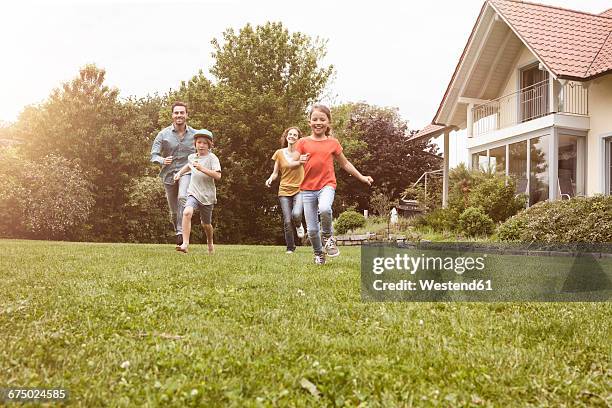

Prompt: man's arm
[{"left": 150, "top": 132, "right": 165, "bottom": 165}]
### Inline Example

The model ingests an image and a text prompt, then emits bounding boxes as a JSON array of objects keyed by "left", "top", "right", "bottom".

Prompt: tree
[
  {"left": 13, "top": 65, "right": 163, "bottom": 241},
  {"left": 172, "top": 22, "right": 334, "bottom": 243},
  {"left": 0, "top": 149, "right": 94, "bottom": 239},
  {"left": 332, "top": 103, "right": 441, "bottom": 211}
]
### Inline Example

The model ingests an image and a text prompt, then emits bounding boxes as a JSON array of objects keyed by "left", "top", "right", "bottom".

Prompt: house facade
[{"left": 415, "top": 0, "right": 612, "bottom": 206}]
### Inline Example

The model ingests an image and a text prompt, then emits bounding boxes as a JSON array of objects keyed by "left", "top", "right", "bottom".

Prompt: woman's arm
[
  {"left": 336, "top": 152, "right": 373, "bottom": 185},
  {"left": 284, "top": 150, "right": 307, "bottom": 169},
  {"left": 265, "top": 160, "right": 280, "bottom": 187}
]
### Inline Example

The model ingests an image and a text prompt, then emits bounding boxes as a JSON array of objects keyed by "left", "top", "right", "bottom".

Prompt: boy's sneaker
[
  {"left": 286, "top": 249, "right": 295, "bottom": 254},
  {"left": 314, "top": 253, "right": 326, "bottom": 265},
  {"left": 323, "top": 236, "right": 340, "bottom": 257},
  {"left": 175, "top": 235, "right": 183, "bottom": 248},
  {"left": 296, "top": 224, "right": 305, "bottom": 239}
]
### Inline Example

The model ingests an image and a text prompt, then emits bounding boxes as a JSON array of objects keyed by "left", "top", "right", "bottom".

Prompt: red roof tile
[{"left": 490, "top": 0, "right": 612, "bottom": 79}]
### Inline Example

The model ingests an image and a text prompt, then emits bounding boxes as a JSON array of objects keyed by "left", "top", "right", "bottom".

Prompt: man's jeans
[
  {"left": 302, "top": 186, "right": 335, "bottom": 255},
  {"left": 164, "top": 174, "right": 190, "bottom": 236},
  {"left": 278, "top": 193, "right": 303, "bottom": 251}
]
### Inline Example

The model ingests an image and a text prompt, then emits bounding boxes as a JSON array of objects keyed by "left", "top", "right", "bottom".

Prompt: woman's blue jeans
[
  {"left": 301, "top": 186, "right": 335, "bottom": 255},
  {"left": 278, "top": 193, "right": 303, "bottom": 251}
]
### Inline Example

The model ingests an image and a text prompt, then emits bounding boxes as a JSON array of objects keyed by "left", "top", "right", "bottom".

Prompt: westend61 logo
[
  {"left": 372, "top": 253, "right": 487, "bottom": 275},
  {"left": 361, "top": 243, "right": 612, "bottom": 302}
]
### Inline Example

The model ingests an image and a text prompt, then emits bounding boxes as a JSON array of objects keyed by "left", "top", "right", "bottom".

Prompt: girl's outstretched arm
[
  {"left": 265, "top": 161, "right": 280, "bottom": 187},
  {"left": 336, "top": 152, "right": 373, "bottom": 186}
]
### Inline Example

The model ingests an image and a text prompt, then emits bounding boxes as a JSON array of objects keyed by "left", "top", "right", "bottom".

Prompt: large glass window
[
  {"left": 558, "top": 135, "right": 577, "bottom": 198},
  {"left": 509, "top": 140, "right": 527, "bottom": 195},
  {"left": 529, "top": 136, "right": 549, "bottom": 206},
  {"left": 472, "top": 151, "right": 488, "bottom": 171},
  {"left": 489, "top": 146, "right": 506, "bottom": 174}
]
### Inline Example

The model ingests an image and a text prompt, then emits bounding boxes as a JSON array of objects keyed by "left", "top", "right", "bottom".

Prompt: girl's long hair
[{"left": 279, "top": 127, "right": 303, "bottom": 148}]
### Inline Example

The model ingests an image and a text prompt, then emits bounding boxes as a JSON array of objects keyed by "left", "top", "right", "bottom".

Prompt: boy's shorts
[{"left": 185, "top": 195, "right": 214, "bottom": 225}]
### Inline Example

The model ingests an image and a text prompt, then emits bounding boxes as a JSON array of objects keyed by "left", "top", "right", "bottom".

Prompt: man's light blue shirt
[{"left": 150, "top": 124, "right": 196, "bottom": 185}]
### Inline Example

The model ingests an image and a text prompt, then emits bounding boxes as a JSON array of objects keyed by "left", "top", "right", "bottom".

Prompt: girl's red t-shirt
[{"left": 295, "top": 137, "right": 343, "bottom": 190}]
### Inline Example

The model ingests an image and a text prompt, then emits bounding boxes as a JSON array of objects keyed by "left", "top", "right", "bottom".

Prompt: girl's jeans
[
  {"left": 301, "top": 186, "right": 335, "bottom": 255},
  {"left": 278, "top": 192, "right": 303, "bottom": 251}
]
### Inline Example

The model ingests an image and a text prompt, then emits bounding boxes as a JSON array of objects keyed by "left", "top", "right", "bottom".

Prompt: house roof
[
  {"left": 408, "top": 124, "right": 455, "bottom": 142},
  {"left": 489, "top": 0, "right": 612, "bottom": 80},
  {"left": 433, "top": 0, "right": 612, "bottom": 127}
]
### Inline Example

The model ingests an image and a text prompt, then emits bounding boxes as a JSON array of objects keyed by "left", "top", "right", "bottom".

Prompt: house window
[
  {"left": 558, "top": 135, "right": 578, "bottom": 198},
  {"left": 529, "top": 136, "right": 549, "bottom": 205},
  {"left": 509, "top": 140, "right": 527, "bottom": 195},
  {"left": 472, "top": 150, "right": 488, "bottom": 171},
  {"left": 489, "top": 146, "right": 506, "bottom": 174}
]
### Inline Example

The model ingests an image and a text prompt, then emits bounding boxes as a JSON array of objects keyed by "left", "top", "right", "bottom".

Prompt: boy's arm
[
  {"left": 173, "top": 164, "right": 190, "bottom": 181},
  {"left": 193, "top": 161, "right": 222, "bottom": 181},
  {"left": 336, "top": 152, "right": 373, "bottom": 186}
]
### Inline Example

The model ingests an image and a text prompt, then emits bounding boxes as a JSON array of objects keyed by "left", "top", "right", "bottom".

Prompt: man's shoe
[
  {"left": 323, "top": 236, "right": 340, "bottom": 257},
  {"left": 286, "top": 249, "right": 295, "bottom": 254},
  {"left": 175, "top": 235, "right": 183, "bottom": 248},
  {"left": 314, "top": 253, "right": 326, "bottom": 265}
]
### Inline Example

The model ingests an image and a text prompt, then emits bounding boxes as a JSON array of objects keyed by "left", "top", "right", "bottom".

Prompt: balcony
[{"left": 471, "top": 80, "right": 588, "bottom": 137}]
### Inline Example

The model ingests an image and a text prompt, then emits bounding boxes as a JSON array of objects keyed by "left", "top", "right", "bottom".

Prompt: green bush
[
  {"left": 497, "top": 195, "right": 612, "bottom": 243},
  {"left": 424, "top": 208, "right": 460, "bottom": 232},
  {"left": 335, "top": 210, "right": 366, "bottom": 235},
  {"left": 458, "top": 207, "right": 495, "bottom": 237},
  {"left": 0, "top": 149, "right": 94, "bottom": 239},
  {"left": 125, "top": 176, "right": 175, "bottom": 243},
  {"left": 419, "top": 164, "right": 524, "bottom": 235},
  {"left": 467, "top": 177, "right": 525, "bottom": 223}
]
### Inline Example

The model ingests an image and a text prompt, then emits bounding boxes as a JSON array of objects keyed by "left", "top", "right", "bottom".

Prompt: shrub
[
  {"left": 424, "top": 207, "right": 460, "bottom": 232},
  {"left": 497, "top": 195, "right": 612, "bottom": 243},
  {"left": 467, "top": 177, "right": 525, "bottom": 223},
  {"left": 125, "top": 176, "right": 173, "bottom": 243},
  {"left": 369, "top": 192, "right": 396, "bottom": 217},
  {"left": 335, "top": 210, "right": 366, "bottom": 234},
  {"left": 458, "top": 207, "right": 495, "bottom": 237},
  {"left": 0, "top": 150, "right": 94, "bottom": 239}
]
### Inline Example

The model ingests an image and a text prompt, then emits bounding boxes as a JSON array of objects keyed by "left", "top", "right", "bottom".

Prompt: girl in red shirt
[{"left": 294, "top": 104, "right": 373, "bottom": 265}]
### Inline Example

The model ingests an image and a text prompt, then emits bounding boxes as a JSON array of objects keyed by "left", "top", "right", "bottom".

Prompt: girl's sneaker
[
  {"left": 314, "top": 254, "right": 326, "bottom": 265},
  {"left": 323, "top": 236, "right": 340, "bottom": 257}
]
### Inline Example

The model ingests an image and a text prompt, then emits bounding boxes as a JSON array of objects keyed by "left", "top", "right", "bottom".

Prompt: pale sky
[{"left": 1, "top": 0, "right": 609, "bottom": 163}]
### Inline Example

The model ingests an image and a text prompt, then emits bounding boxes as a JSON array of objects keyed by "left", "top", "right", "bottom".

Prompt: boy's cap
[{"left": 194, "top": 129, "right": 213, "bottom": 141}]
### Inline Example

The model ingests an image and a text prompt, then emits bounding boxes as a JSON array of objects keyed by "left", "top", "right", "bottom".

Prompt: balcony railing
[{"left": 472, "top": 80, "right": 588, "bottom": 136}]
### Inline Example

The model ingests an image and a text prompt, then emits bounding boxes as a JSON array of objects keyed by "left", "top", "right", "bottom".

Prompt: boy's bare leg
[
  {"left": 178, "top": 207, "right": 194, "bottom": 253},
  {"left": 202, "top": 223, "right": 214, "bottom": 254}
]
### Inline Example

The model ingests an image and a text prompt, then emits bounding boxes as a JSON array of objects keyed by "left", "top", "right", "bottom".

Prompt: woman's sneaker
[
  {"left": 314, "top": 254, "right": 326, "bottom": 265},
  {"left": 296, "top": 224, "right": 305, "bottom": 239},
  {"left": 323, "top": 236, "right": 340, "bottom": 257}
]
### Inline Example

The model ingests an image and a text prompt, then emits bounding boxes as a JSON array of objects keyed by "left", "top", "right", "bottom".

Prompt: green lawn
[{"left": 0, "top": 240, "right": 610, "bottom": 407}]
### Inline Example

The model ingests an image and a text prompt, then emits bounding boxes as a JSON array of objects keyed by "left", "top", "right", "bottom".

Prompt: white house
[{"left": 412, "top": 0, "right": 612, "bottom": 207}]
